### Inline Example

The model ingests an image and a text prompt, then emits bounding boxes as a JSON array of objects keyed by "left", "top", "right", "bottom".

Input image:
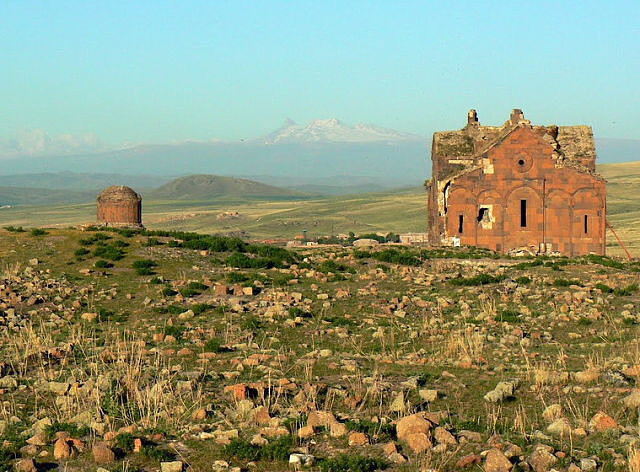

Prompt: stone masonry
[
  {"left": 427, "top": 109, "right": 606, "bottom": 256},
  {"left": 96, "top": 185, "right": 143, "bottom": 228}
]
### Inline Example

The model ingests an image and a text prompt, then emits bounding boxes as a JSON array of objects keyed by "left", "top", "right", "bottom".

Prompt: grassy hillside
[
  {"left": 149, "top": 174, "right": 309, "bottom": 201},
  {"left": 0, "top": 171, "right": 170, "bottom": 191},
  {"left": 0, "top": 186, "right": 94, "bottom": 206},
  {"left": 2, "top": 227, "right": 639, "bottom": 470},
  {"left": 598, "top": 162, "right": 640, "bottom": 255}
]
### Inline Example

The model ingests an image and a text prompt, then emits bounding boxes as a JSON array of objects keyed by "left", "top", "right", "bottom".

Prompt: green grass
[{"left": 449, "top": 273, "right": 506, "bottom": 286}]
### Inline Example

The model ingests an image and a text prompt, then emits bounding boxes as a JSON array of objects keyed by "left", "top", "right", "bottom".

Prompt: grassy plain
[{"left": 0, "top": 161, "right": 638, "bottom": 256}]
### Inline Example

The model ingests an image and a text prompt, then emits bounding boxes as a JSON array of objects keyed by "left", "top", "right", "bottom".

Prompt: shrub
[
  {"left": 133, "top": 259, "right": 158, "bottom": 275},
  {"left": 260, "top": 435, "right": 294, "bottom": 461},
  {"left": 552, "top": 278, "right": 582, "bottom": 287},
  {"left": 30, "top": 228, "right": 48, "bottom": 236},
  {"left": 450, "top": 274, "right": 506, "bottom": 286},
  {"left": 226, "top": 272, "right": 250, "bottom": 284},
  {"left": 204, "top": 338, "right": 224, "bottom": 353},
  {"left": 289, "top": 307, "right": 312, "bottom": 319},
  {"left": 141, "top": 445, "right": 176, "bottom": 461},
  {"left": 114, "top": 433, "right": 137, "bottom": 453},
  {"left": 582, "top": 254, "right": 626, "bottom": 270},
  {"left": 494, "top": 309, "right": 521, "bottom": 323},
  {"left": 93, "top": 245, "right": 126, "bottom": 261},
  {"left": 319, "top": 454, "right": 388, "bottom": 472},
  {"left": 515, "top": 276, "right": 531, "bottom": 285},
  {"left": 271, "top": 273, "right": 295, "bottom": 286},
  {"left": 191, "top": 303, "right": 213, "bottom": 315},
  {"left": 162, "top": 287, "right": 178, "bottom": 297},
  {"left": 323, "top": 315, "right": 356, "bottom": 327},
  {"left": 223, "top": 436, "right": 293, "bottom": 462},
  {"left": 187, "top": 281, "right": 208, "bottom": 291},
  {"left": 45, "top": 421, "right": 91, "bottom": 439},
  {"left": 614, "top": 284, "right": 638, "bottom": 296},
  {"left": 179, "top": 288, "right": 201, "bottom": 297},
  {"left": 317, "top": 260, "right": 356, "bottom": 274},
  {"left": 4, "top": 226, "right": 25, "bottom": 233},
  {"left": 164, "top": 305, "right": 187, "bottom": 314},
  {"left": 94, "top": 259, "right": 113, "bottom": 269},
  {"left": 345, "top": 419, "right": 394, "bottom": 440},
  {"left": 132, "top": 259, "right": 157, "bottom": 269},
  {"left": 74, "top": 248, "right": 90, "bottom": 257},
  {"left": 163, "top": 325, "right": 185, "bottom": 339},
  {"left": 92, "top": 232, "right": 112, "bottom": 241},
  {"left": 144, "top": 237, "right": 163, "bottom": 246},
  {"left": 371, "top": 248, "right": 421, "bottom": 266},
  {"left": 595, "top": 283, "right": 613, "bottom": 293},
  {"left": 97, "top": 308, "right": 128, "bottom": 322},
  {"left": 241, "top": 316, "right": 262, "bottom": 332},
  {"left": 223, "top": 439, "right": 261, "bottom": 461}
]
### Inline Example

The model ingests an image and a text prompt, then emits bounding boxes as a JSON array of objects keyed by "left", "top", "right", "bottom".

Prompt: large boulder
[
  {"left": 396, "top": 414, "right": 433, "bottom": 453},
  {"left": 485, "top": 448, "right": 513, "bottom": 472}
]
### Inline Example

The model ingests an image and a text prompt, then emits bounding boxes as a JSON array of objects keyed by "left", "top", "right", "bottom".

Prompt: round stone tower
[{"left": 96, "top": 186, "right": 143, "bottom": 228}]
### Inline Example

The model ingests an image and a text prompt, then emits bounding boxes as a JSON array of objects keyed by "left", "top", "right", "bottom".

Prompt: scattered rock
[
  {"left": 14, "top": 459, "right": 37, "bottom": 472},
  {"left": 484, "top": 380, "right": 519, "bottom": 403},
  {"left": 528, "top": 447, "right": 557, "bottom": 472},
  {"left": 348, "top": 431, "right": 369, "bottom": 446},
  {"left": 485, "top": 448, "right": 513, "bottom": 472},
  {"left": 53, "top": 437, "right": 73, "bottom": 460},
  {"left": 92, "top": 442, "right": 116, "bottom": 464},
  {"left": 547, "top": 418, "right": 572, "bottom": 436},
  {"left": 588, "top": 411, "right": 619, "bottom": 432},
  {"left": 161, "top": 462, "right": 184, "bottom": 472}
]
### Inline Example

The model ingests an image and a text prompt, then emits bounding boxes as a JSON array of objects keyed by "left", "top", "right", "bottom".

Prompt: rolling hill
[
  {"left": 0, "top": 186, "right": 94, "bottom": 206},
  {"left": 148, "top": 174, "right": 309, "bottom": 201},
  {"left": 0, "top": 172, "right": 171, "bottom": 191}
]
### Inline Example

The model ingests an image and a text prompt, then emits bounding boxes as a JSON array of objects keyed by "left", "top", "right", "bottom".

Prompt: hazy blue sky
[{"left": 1, "top": 0, "right": 638, "bottom": 145}]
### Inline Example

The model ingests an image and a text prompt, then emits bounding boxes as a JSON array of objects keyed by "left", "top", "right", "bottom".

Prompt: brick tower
[{"left": 96, "top": 186, "right": 143, "bottom": 228}]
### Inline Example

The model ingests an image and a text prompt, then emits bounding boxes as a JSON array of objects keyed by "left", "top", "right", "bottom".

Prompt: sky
[{"left": 1, "top": 0, "right": 639, "bottom": 151}]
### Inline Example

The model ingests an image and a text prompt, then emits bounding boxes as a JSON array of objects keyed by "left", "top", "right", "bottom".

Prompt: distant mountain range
[
  {"left": 0, "top": 119, "right": 637, "bottom": 191},
  {"left": 259, "top": 118, "right": 422, "bottom": 144},
  {"left": 0, "top": 118, "right": 427, "bottom": 187}
]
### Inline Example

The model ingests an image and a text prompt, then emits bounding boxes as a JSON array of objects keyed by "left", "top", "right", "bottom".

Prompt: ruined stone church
[{"left": 427, "top": 109, "right": 606, "bottom": 256}]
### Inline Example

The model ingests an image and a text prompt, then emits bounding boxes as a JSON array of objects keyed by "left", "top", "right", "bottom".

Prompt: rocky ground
[{"left": 0, "top": 227, "right": 639, "bottom": 472}]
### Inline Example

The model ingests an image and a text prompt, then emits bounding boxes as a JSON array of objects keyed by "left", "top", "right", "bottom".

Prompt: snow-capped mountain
[{"left": 260, "top": 118, "right": 423, "bottom": 144}]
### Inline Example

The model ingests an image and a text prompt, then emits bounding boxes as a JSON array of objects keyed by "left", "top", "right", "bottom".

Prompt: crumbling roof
[
  {"left": 97, "top": 185, "right": 141, "bottom": 203},
  {"left": 432, "top": 111, "right": 598, "bottom": 171},
  {"left": 556, "top": 126, "right": 596, "bottom": 166}
]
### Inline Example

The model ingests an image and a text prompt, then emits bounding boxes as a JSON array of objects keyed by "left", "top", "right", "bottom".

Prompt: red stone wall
[
  {"left": 442, "top": 127, "right": 606, "bottom": 256},
  {"left": 97, "top": 201, "right": 142, "bottom": 226}
]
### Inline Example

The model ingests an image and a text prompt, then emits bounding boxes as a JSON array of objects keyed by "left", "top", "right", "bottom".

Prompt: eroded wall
[
  {"left": 432, "top": 126, "right": 606, "bottom": 256},
  {"left": 97, "top": 201, "right": 142, "bottom": 226}
]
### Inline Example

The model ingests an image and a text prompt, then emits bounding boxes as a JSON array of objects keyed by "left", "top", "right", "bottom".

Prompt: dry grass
[{"left": 0, "top": 320, "right": 203, "bottom": 431}]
